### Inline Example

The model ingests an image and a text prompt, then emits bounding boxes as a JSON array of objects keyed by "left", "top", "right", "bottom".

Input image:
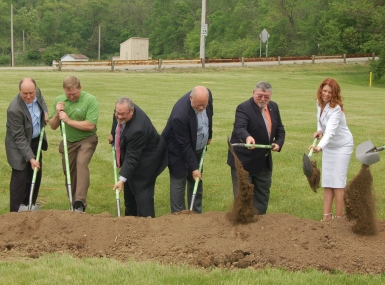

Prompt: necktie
[
  {"left": 116, "top": 124, "right": 122, "bottom": 168},
  {"left": 261, "top": 107, "right": 271, "bottom": 139}
]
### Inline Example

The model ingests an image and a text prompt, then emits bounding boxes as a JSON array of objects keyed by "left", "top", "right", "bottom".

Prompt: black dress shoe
[{"left": 73, "top": 200, "right": 85, "bottom": 212}]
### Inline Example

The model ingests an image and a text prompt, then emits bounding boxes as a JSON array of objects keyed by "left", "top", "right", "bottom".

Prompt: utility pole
[
  {"left": 10, "top": 4, "right": 14, "bottom": 66},
  {"left": 199, "top": 0, "right": 207, "bottom": 60},
  {"left": 23, "top": 30, "right": 25, "bottom": 53},
  {"left": 98, "top": 25, "right": 101, "bottom": 60}
]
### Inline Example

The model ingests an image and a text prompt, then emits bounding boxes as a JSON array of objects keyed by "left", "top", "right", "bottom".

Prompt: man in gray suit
[{"left": 5, "top": 78, "right": 48, "bottom": 212}]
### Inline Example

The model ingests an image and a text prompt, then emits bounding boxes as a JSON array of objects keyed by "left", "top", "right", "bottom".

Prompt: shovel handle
[
  {"left": 61, "top": 120, "right": 73, "bottom": 211},
  {"left": 190, "top": 146, "right": 207, "bottom": 211},
  {"left": 112, "top": 145, "right": 121, "bottom": 217},
  {"left": 375, "top": 146, "right": 385, "bottom": 152},
  {"left": 308, "top": 138, "right": 318, "bottom": 157},
  {"left": 232, "top": 143, "right": 272, "bottom": 149}
]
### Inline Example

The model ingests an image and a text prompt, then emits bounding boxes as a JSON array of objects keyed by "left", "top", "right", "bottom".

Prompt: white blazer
[{"left": 317, "top": 102, "right": 353, "bottom": 149}]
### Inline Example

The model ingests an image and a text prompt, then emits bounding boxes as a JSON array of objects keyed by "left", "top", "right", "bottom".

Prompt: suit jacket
[
  {"left": 316, "top": 102, "right": 353, "bottom": 149},
  {"left": 161, "top": 89, "right": 213, "bottom": 178},
  {"left": 111, "top": 105, "right": 167, "bottom": 195},
  {"left": 227, "top": 98, "right": 285, "bottom": 175},
  {"left": 5, "top": 87, "right": 48, "bottom": 170}
]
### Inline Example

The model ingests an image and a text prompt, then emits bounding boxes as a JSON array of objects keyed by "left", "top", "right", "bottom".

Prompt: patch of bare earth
[{"left": 0, "top": 210, "right": 385, "bottom": 274}]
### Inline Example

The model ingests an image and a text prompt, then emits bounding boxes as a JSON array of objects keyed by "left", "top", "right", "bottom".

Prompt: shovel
[
  {"left": 356, "top": 140, "right": 385, "bottom": 165},
  {"left": 228, "top": 135, "right": 272, "bottom": 149},
  {"left": 303, "top": 138, "right": 318, "bottom": 178},
  {"left": 190, "top": 146, "right": 207, "bottom": 211},
  {"left": 18, "top": 127, "right": 45, "bottom": 212},
  {"left": 112, "top": 145, "right": 121, "bottom": 217},
  {"left": 61, "top": 120, "right": 74, "bottom": 211}
]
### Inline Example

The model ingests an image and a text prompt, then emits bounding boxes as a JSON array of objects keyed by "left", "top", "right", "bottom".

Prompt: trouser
[
  {"left": 10, "top": 137, "right": 42, "bottom": 212},
  {"left": 59, "top": 134, "right": 98, "bottom": 209},
  {"left": 170, "top": 149, "right": 204, "bottom": 213},
  {"left": 231, "top": 163, "right": 272, "bottom": 215},
  {"left": 124, "top": 182, "right": 155, "bottom": 218}
]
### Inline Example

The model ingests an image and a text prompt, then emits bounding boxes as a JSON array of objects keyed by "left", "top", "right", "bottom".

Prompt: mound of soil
[{"left": 1, "top": 210, "right": 385, "bottom": 274}]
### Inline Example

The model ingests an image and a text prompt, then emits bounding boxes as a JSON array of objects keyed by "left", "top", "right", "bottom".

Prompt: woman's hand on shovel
[
  {"left": 113, "top": 180, "right": 124, "bottom": 193},
  {"left": 308, "top": 145, "right": 322, "bottom": 153}
]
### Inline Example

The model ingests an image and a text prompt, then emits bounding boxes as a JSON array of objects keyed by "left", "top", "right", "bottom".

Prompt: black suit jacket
[
  {"left": 111, "top": 105, "right": 167, "bottom": 195},
  {"left": 5, "top": 87, "right": 48, "bottom": 170},
  {"left": 227, "top": 98, "right": 285, "bottom": 175},
  {"left": 161, "top": 89, "right": 213, "bottom": 178}
]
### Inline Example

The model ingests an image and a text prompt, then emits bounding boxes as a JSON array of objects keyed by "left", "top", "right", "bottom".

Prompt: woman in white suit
[{"left": 308, "top": 78, "right": 354, "bottom": 221}]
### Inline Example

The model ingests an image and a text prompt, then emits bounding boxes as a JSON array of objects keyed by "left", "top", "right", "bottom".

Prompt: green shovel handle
[{"left": 308, "top": 138, "right": 318, "bottom": 157}]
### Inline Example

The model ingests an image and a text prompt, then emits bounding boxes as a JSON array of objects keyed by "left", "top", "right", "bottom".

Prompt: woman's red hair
[{"left": 316, "top": 78, "right": 344, "bottom": 111}]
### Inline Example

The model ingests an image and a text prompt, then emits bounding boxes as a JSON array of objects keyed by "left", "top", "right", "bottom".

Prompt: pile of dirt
[{"left": 1, "top": 210, "right": 384, "bottom": 274}]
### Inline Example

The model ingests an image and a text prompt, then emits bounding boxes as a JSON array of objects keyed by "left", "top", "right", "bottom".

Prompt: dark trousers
[
  {"left": 170, "top": 149, "right": 204, "bottom": 213},
  {"left": 231, "top": 163, "right": 272, "bottom": 215},
  {"left": 124, "top": 182, "right": 155, "bottom": 218},
  {"left": 10, "top": 137, "right": 42, "bottom": 212}
]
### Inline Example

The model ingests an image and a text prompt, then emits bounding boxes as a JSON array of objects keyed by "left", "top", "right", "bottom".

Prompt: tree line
[{"left": 0, "top": 0, "right": 384, "bottom": 77}]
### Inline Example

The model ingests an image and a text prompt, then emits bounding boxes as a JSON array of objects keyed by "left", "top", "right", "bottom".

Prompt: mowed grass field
[{"left": 0, "top": 63, "right": 385, "bottom": 284}]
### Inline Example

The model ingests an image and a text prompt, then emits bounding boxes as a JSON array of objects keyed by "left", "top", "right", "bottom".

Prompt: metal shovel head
[
  {"left": 303, "top": 153, "right": 312, "bottom": 178},
  {"left": 356, "top": 140, "right": 380, "bottom": 165},
  {"left": 18, "top": 204, "right": 41, "bottom": 212}
]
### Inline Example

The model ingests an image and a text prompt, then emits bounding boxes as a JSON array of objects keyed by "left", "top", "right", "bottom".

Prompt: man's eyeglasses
[
  {"left": 115, "top": 110, "right": 131, "bottom": 117},
  {"left": 255, "top": 94, "right": 271, "bottom": 100},
  {"left": 191, "top": 101, "right": 208, "bottom": 109}
]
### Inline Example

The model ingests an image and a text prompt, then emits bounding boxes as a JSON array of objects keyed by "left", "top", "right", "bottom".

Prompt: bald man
[
  {"left": 162, "top": 86, "right": 214, "bottom": 213},
  {"left": 5, "top": 78, "right": 49, "bottom": 212}
]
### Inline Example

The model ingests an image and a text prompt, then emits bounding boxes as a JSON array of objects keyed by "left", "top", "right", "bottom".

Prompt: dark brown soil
[
  {"left": 306, "top": 160, "right": 321, "bottom": 192},
  {"left": 1, "top": 162, "right": 383, "bottom": 274},
  {"left": 345, "top": 164, "right": 377, "bottom": 235},
  {"left": 1, "top": 208, "right": 385, "bottom": 274},
  {"left": 228, "top": 147, "right": 258, "bottom": 223}
]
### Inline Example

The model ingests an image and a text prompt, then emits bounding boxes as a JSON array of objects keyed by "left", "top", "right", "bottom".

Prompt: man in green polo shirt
[{"left": 49, "top": 76, "right": 98, "bottom": 212}]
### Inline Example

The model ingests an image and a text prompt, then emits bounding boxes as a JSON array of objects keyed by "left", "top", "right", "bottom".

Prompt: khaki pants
[{"left": 59, "top": 134, "right": 98, "bottom": 208}]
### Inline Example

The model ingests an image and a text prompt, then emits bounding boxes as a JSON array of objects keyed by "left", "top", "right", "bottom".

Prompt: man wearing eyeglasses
[
  {"left": 49, "top": 76, "right": 99, "bottom": 212},
  {"left": 227, "top": 81, "right": 285, "bottom": 215},
  {"left": 162, "top": 86, "right": 213, "bottom": 213},
  {"left": 108, "top": 97, "right": 167, "bottom": 217}
]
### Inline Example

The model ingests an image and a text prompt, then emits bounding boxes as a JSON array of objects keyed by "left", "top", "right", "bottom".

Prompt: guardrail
[{"left": 53, "top": 53, "right": 376, "bottom": 71}]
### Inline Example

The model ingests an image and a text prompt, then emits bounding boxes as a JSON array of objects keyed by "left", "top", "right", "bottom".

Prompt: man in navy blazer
[
  {"left": 162, "top": 86, "right": 213, "bottom": 213},
  {"left": 227, "top": 81, "right": 285, "bottom": 214},
  {"left": 5, "top": 78, "right": 48, "bottom": 212},
  {"left": 109, "top": 97, "right": 167, "bottom": 217}
]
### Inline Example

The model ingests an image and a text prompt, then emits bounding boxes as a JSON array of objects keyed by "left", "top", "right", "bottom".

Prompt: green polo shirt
[{"left": 50, "top": 90, "right": 98, "bottom": 142}]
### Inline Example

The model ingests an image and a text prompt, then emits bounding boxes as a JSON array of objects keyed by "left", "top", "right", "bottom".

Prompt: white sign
[
  {"left": 201, "top": 24, "right": 208, "bottom": 36},
  {"left": 260, "top": 28, "right": 270, "bottom": 43}
]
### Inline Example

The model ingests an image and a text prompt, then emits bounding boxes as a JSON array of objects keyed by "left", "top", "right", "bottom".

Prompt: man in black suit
[
  {"left": 227, "top": 81, "right": 285, "bottom": 214},
  {"left": 5, "top": 78, "right": 48, "bottom": 212},
  {"left": 109, "top": 97, "right": 167, "bottom": 217},
  {"left": 162, "top": 86, "right": 213, "bottom": 213}
]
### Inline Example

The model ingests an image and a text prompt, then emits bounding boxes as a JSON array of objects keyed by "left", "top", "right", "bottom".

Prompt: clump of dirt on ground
[
  {"left": 344, "top": 164, "right": 377, "bottom": 235},
  {"left": 306, "top": 160, "right": 321, "bottom": 192},
  {"left": 227, "top": 146, "right": 258, "bottom": 224}
]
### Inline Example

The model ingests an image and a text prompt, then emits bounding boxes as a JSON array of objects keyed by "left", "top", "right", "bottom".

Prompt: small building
[
  {"left": 60, "top": 54, "right": 89, "bottom": 62},
  {"left": 120, "top": 37, "right": 149, "bottom": 60}
]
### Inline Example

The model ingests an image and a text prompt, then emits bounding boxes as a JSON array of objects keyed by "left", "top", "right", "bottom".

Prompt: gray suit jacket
[{"left": 5, "top": 87, "right": 48, "bottom": 170}]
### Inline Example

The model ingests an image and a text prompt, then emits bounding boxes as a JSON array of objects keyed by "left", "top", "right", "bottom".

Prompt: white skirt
[{"left": 321, "top": 144, "right": 353, "bottom": 188}]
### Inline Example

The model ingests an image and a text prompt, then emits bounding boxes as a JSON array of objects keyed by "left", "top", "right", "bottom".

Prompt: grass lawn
[{"left": 0, "top": 63, "right": 384, "bottom": 284}]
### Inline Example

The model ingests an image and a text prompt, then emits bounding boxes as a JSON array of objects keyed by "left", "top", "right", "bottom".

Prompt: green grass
[{"left": 1, "top": 63, "right": 385, "bottom": 283}]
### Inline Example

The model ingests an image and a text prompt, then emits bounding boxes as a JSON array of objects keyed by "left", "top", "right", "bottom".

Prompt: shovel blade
[
  {"left": 356, "top": 140, "right": 380, "bottom": 165},
  {"left": 18, "top": 204, "right": 40, "bottom": 212},
  {"left": 303, "top": 153, "right": 312, "bottom": 178}
]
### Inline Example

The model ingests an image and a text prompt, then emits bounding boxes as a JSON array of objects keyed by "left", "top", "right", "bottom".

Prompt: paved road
[{"left": 0, "top": 57, "right": 375, "bottom": 72}]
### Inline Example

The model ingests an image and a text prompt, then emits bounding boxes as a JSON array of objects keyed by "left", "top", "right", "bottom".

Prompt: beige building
[{"left": 120, "top": 37, "right": 149, "bottom": 60}]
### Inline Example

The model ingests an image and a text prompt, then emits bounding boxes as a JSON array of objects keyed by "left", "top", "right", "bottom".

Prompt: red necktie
[{"left": 116, "top": 124, "right": 122, "bottom": 168}]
